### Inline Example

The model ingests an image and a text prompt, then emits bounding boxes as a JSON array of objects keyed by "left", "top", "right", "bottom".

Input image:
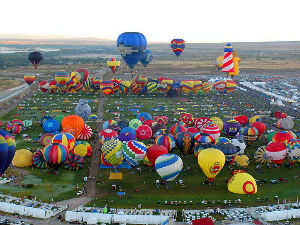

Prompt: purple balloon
[{"left": 224, "top": 120, "right": 241, "bottom": 137}]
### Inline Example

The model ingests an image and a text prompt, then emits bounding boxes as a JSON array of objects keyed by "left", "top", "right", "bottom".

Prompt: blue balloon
[
  {"left": 120, "top": 127, "right": 136, "bottom": 137},
  {"left": 117, "top": 32, "right": 147, "bottom": 71},
  {"left": 139, "top": 50, "right": 153, "bottom": 68},
  {"left": 0, "top": 129, "right": 16, "bottom": 176},
  {"left": 43, "top": 119, "right": 60, "bottom": 133}
]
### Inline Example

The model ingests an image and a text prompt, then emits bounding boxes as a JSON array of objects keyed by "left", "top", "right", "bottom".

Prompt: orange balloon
[{"left": 61, "top": 115, "right": 84, "bottom": 139}]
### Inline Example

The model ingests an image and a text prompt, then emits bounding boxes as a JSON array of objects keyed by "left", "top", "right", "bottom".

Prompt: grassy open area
[
  {"left": 0, "top": 79, "right": 23, "bottom": 91},
  {"left": 88, "top": 91, "right": 300, "bottom": 209},
  {"left": 0, "top": 88, "right": 299, "bottom": 209},
  {"left": 0, "top": 91, "right": 101, "bottom": 201}
]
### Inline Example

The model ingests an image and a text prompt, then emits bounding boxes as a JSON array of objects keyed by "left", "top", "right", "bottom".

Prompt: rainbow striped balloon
[
  {"left": 155, "top": 134, "right": 176, "bottom": 152},
  {"left": 43, "top": 143, "right": 69, "bottom": 165},
  {"left": 155, "top": 154, "right": 183, "bottom": 182},
  {"left": 122, "top": 141, "right": 147, "bottom": 167},
  {"left": 52, "top": 132, "right": 75, "bottom": 151}
]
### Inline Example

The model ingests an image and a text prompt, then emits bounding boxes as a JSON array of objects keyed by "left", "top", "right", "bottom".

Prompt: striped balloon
[
  {"left": 180, "top": 80, "right": 194, "bottom": 94},
  {"left": 52, "top": 132, "right": 75, "bottom": 151},
  {"left": 155, "top": 154, "right": 183, "bottom": 182},
  {"left": 100, "top": 81, "right": 114, "bottom": 95},
  {"left": 146, "top": 82, "right": 158, "bottom": 93},
  {"left": 201, "top": 82, "right": 212, "bottom": 93},
  {"left": 221, "top": 43, "right": 234, "bottom": 73},
  {"left": 77, "top": 124, "right": 93, "bottom": 140},
  {"left": 194, "top": 117, "right": 211, "bottom": 131},
  {"left": 202, "top": 122, "right": 221, "bottom": 140},
  {"left": 122, "top": 141, "right": 147, "bottom": 167},
  {"left": 192, "top": 80, "right": 203, "bottom": 94},
  {"left": 120, "top": 81, "right": 131, "bottom": 94},
  {"left": 43, "top": 143, "right": 69, "bottom": 165},
  {"left": 155, "top": 134, "right": 176, "bottom": 152}
]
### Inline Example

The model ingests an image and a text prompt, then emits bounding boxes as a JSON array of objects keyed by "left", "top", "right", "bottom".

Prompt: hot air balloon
[
  {"left": 107, "top": 58, "right": 121, "bottom": 75},
  {"left": 265, "top": 142, "right": 287, "bottom": 165},
  {"left": 139, "top": 50, "right": 153, "bottom": 68},
  {"left": 228, "top": 173, "right": 257, "bottom": 194},
  {"left": 122, "top": 140, "right": 147, "bottom": 167},
  {"left": 117, "top": 32, "right": 147, "bottom": 75},
  {"left": 75, "top": 99, "right": 91, "bottom": 122},
  {"left": 286, "top": 139, "right": 300, "bottom": 165},
  {"left": 55, "top": 71, "right": 70, "bottom": 87},
  {"left": 194, "top": 117, "right": 211, "bottom": 131},
  {"left": 155, "top": 154, "right": 183, "bottom": 183},
  {"left": 39, "top": 81, "right": 49, "bottom": 93},
  {"left": 179, "top": 113, "right": 194, "bottom": 126},
  {"left": 176, "top": 131, "right": 194, "bottom": 155},
  {"left": 241, "top": 126, "right": 259, "bottom": 145},
  {"left": 197, "top": 148, "right": 225, "bottom": 183},
  {"left": 33, "top": 149, "right": 47, "bottom": 169},
  {"left": 43, "top": 143, "right": 69, "bottom": 168},
  {"left": 272, "top": 131, "right": 294, "bottom": 143},
  {"left": 64, "top": 153, "right": 84, "bottom": 170},
  {"left": 147, "top": 144, "right": 168, "bottom": 166},
  {"left": 155, "top": 134, "right": 176, "bottom": 152},
  {"left": 99, "top": 129, "right": 118, "bottom": 145},
  {"left": 231, "top": 137, "right": 247, "bottom": 154},
  {"left": 74, "top": 141, "right": 92, "bottom": 157},
  {"left": 43, "top": 119, "right": 60, "bottom": 133},
  {"left": 210, "top": 117, "right": 224, "bottom": 130},
  {"left": 251, "top": 121, "right": 266, "bottom": 138},
  {"left": 100, "top": 81, "right": 114, "bottom": 95},
  {"left": 215, "top": 142, "right": 237, "bottom": 164},
  {"left": 170, "top": 39, "right": 185, "bottom": 59},
  {"left": 76, "top": 69, "right": 89, "bottom": 84},
  {"left": 202, "top": 122, "right": 221, "bottom": 140},
  {"left": 0, "top": 130, "right": 16, "bottom": 176},
  {"left": 28, "top": 51, "right": 43, "bottom": 69},
  {"left": 129, "top": 119, "right": 143, "bottom": 130},
  {"left": 24, "top": 75, "right": 36, "bottom": 85},
  {"left": 52, "top": 132, "right": 75, "bottom": 151},
  {"left": 216, "top": 56, "right": 224, "bottom": 70},
  {"left": 136, "top": 125, "right": 152, "bottom": 140},
  {"left": 170, "top": 123, "right": 186, "bottom": 136},
  {"left": 61, "top": 115, "right": 84, "bottom": 139},
  {"left": 49, "top": 80, "right": 58, "bottom": 93},
  {"left": 12, "top": 149, "right": 33, "bottom": 168},
  {"left": 101, "top": 140, "right": 123, "bottom": 169},
  {"left": 77, "top": 124, "right": 93, "bottom": 140},
  {"left": 224, "top": 120, "right": 241, "bottom": 137},
  {"left": 254, "top": 146, "right": 272, "bottom": 164},
  {"left": 137, "top": 112, "right": 152, "bottom": 122},
  {"left": 120, "top": 81, "right": 131, "bottom": 94}
]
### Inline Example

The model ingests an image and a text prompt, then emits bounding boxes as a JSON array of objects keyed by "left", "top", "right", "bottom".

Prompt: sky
[{"left": 1, "top": 0, "right": 300, "bottom": 43}]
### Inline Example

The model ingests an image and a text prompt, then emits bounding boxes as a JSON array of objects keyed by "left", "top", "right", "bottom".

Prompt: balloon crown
[{"left": 224, "top": 43, "right": 233, "bottom": 52}]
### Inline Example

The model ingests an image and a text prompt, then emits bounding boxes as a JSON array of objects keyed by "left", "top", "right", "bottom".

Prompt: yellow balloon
[
  {"left": 192, "top": 80, "right": 203, "bottom": 94},
  {"left": 198, "top": 148, "right": 225, "bottom": 182},
  {"left": 210, "top": 117, "right": 224, "bottom": 130},
  {"left": 249, "top": 115, "right": 261, "bottom": 124},
  {"left": 234, "top": 155, "right": 249, "bottom": 167},
  {"left": 216, "top": 56, "right": 224, "bottom": 69},
  {"left": 228, "top": 173, "right": 257, "bottom": 194},
  {"left": 74, "top": 144, "right": 88, "bottom": 157},
  {"left": 12, "top": 149, "right": 33, "bottom": 168},
  {"left": 71, "top": 72, "right": 81, "bottom": 83}
]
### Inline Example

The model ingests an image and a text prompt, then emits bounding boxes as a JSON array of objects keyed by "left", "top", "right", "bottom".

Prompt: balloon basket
[{"left": 109, "top": 171, "right": 123, "bottom": 180}]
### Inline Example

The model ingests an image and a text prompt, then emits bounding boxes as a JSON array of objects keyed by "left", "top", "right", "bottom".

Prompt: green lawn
[{"left": 0, "top": 89, "right": 299, "bottom": 209}]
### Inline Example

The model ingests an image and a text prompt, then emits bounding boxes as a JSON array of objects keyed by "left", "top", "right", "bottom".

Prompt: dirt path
[{"left": 83, "top": 93, "right": 104, "bottom": 197}]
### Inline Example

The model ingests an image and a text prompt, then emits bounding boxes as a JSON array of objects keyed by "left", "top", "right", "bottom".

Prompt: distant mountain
[{"left": 0, "top": 33, "right": 115, "bottom": 45}]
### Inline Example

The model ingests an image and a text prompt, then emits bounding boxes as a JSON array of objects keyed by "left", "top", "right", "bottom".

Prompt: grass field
[
  {"left": 0, "top": 91, "right": 101, "bottom": 201},
  {"left": 88, "top": 91, "right": 300, "bottom": 209},
  {"left": 0, "top": 88, "right": 299, "bottom": 209}
]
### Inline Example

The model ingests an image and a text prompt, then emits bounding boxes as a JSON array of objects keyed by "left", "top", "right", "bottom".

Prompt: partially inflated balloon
[
  {"left": 197, "top": 148, "right": 225, "bottom": 182},
  {"left": 55, "top": 71, "right": 70, "bottom": 87},
  {"left": 101, "top": 140, "right": 123, "bottom": 167},
  {"left": 61, "top": 115, "right": 84, "bottom": 139},
  {"left": 228, "top": 173, "right": 257, "bottom": 194}
]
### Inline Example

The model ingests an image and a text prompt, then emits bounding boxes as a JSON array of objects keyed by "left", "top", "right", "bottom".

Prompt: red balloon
[
  {"left": 251, "top": 122, "right": 266, "bottom": 138},
  {"left": 272, "top": 131, "right": 294, "bottom": 143},
  {"left": 266, "top": 142, "right": 287, "bottom": 164},
  {"left": 143, "top": 119, "right": 154, "bottom": 127},
  {"left": 187, "top": 127, "right": 199, "bottom": 134},
  {"left": 146, "top": 144, "right": 168, "bottom": 165},
  {"left": 234, "top": 115, "right": 248, "bottom": 125},
  {"left": 136, "top": 125, "right": 152, "bottom": 140}
]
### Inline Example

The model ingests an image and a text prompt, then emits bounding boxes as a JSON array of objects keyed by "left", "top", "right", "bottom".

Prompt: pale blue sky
[{"left": 1, "top": 0, "right": 299, "bottom": 43}]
